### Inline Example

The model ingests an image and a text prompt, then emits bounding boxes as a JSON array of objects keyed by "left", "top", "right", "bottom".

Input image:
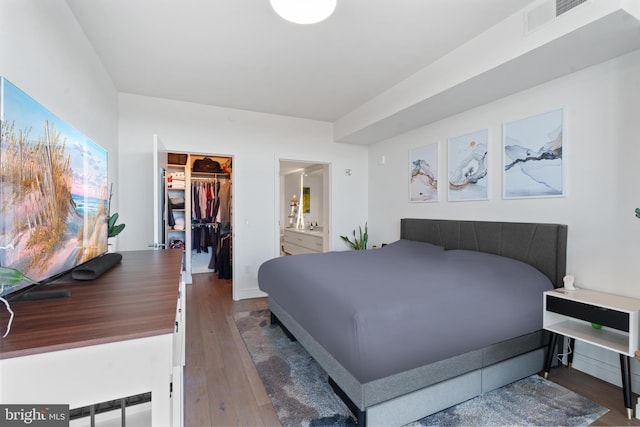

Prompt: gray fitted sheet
[{"left": 258, "top": 239, "right": 554, "bottom": 383}]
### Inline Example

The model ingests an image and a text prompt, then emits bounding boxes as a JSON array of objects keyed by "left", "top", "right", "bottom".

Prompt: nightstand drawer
[{"left": 546, "top": 295, "right": 629, "bottom": 332}]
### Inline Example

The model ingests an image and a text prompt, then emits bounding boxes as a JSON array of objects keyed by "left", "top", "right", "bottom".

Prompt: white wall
[
  {"left": 368, "top": 49, "right": 640, "bottom": 389},
  {"left": 0, "top": 0, "right": 119, "bottom": 204},
  {"left": 118, "top": 93, "right": 368, "bottom": 300}
]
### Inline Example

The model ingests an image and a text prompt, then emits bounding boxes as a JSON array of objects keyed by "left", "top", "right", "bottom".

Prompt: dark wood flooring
[{"left": 184, "top": 274, "right": 640, "bottom": 426}]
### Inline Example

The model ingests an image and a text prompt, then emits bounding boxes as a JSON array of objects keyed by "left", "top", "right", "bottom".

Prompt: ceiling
[{"left": 65, "top": 0, "right": 537, "bottom": 123}]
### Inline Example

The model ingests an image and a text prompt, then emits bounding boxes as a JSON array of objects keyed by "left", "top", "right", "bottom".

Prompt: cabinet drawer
[
  {"left": 284, "top": 231, "right": 322, "bottom": 252},
  {"left": 282, "top": 242, "right": 315, "bottom": 255},
  {"left": 546, "top": 295, "right": 629, "bottom": 332}
]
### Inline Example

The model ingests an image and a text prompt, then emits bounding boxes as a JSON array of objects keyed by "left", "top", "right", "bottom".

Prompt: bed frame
[{"left": 269, "top": 218, "right": 568, "bottom": 426}]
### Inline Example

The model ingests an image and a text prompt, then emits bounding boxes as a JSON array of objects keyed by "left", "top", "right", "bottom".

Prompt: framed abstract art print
[
  {"left": 448, "top": 129, "right": 489, "bottom": 202},
  {"left": 409, "top": 143, "right": 438, "bottom": 202},
  {"left": 503, "top": 108, "right": 564, "bottom": 199}
]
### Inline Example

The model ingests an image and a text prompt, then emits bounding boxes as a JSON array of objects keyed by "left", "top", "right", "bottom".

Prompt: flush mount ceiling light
[{"left": 270, "top": 0, "right": 337, "bottom": 24}]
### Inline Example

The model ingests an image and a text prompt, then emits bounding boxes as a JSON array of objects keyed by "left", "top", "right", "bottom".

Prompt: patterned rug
[{"left": 235, "top": 309, "right": 609, "bottom": 427}]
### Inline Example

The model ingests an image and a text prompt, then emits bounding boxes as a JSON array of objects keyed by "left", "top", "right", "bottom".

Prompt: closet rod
[{"left": 191, "top": 175, "right": 227, "bottom": 180}]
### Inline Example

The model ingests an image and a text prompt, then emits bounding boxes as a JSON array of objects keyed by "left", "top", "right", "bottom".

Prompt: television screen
[{"left": 0, "top": 77, "right": 109, "bottom": 298}]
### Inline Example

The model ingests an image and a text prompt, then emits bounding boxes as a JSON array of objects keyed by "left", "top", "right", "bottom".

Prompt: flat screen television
[{"left": 0, "top": 77, "right": 109, "bottom": 300}]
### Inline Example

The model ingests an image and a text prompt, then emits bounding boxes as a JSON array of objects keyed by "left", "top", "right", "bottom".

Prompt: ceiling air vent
[
  {"left": 526, "top": 0, "right": 588, "bottom": 33},
  {"left": 556, "top": 0, "right": 587, "bottom": 16}
]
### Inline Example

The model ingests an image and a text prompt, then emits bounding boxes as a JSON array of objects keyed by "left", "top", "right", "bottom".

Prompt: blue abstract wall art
[{"left": 503, "top": 108, "right": 564, "bottom": 199}]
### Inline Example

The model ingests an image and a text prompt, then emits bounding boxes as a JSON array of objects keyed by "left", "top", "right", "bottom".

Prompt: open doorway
[
  {"left": 279, "top": 160, "right": 331, "bottom": 256},
  {"left": 160, "top": 149, "right": 233, "bottom": 284}
]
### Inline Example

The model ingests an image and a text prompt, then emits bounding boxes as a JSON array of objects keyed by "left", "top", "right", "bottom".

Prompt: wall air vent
[{"left": 526, "top": 0, "right": 589, "bottom": 33}]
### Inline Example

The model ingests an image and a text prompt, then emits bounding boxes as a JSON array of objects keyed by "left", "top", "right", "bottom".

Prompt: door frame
[
  {"left": 276, "top": 158, "right": 332, "bottom": 256},
  {"left": 152, "top": 134, "right": 167, "bottom": 250},
  {"left": 153, "top": 136, "right": 235, "bottom": 291}
]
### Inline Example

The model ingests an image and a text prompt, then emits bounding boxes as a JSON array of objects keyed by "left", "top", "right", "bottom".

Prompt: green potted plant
[
  {"left": 0, "top": 266, "right": 38, "bottom": 289},
  {"left": 108, "top": 212, "right": 125, "bottom": 238},
  {"left": 340, "top": 222, "right": 368, "bottom": 250},
  {"left": 107, "top": 183, "right": 125, "bottom": 238}
]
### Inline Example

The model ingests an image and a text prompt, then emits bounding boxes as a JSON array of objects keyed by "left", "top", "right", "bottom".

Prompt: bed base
[
  {"left": 270, "top": 311, "right": 297, "bottom": 342},
  {"left": 328, "top": 377, "right": 367, "bottom": 426},
  {"left": 264, "top": 218, "right": 567, "bottom": 426},
  {"left": 328, "top": 349, "right": 545, "bottom": 426},
  {"left": 271, "top": 311, "right": 368, "bottom": 425},
  {"left": 269, "top": 299, "right": 547, "bottom": 426}
]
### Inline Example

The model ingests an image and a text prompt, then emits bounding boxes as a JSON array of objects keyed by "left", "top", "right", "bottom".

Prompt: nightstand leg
[
  {"left": 567, "top": 338, "right": 575, "bottom": 369},
  {"left": 620, "top": 354, "right": 633, "bottom": 419},
  {"left": 543, "top": 332, "right": 558, "bottom": 379}
]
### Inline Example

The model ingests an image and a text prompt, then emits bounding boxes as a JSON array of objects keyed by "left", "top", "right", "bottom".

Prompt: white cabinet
[
  {"left": 543, "top": 287, "right": 640, "bottom": 419},
  {"left": 171, "top": 278, "right": 186, "bottom": 426},
  {"left": 282, "top": 229, "right": 323, "bottom": 255},
  {"left": 1, "top": 251, "right": 184, "bottom": 427},
  {"left": 543, "top": 288, "right": 640, "bottom": 356}
]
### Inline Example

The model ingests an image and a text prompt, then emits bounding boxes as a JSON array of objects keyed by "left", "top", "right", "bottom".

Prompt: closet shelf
[{"left": 191, "top": 172, "right": 230, "bottom": 179}]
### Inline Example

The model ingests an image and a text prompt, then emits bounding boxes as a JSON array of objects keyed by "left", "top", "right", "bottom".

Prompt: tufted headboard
[{"left": 400, "top": 218, "right": 568, "bottom": 288}]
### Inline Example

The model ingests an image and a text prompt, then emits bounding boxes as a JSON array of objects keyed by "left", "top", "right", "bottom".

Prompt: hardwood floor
[
  {"left": 184, "top": 273, "right": 277, "bottom": 426},
  {"left": 185, "top": 274, "right": 640, "bottom": 426}
]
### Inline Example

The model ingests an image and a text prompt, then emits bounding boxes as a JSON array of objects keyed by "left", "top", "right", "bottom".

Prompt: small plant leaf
[
  {"left": 108, "top": 213, "right": 126, "bottom": 238},
  {"left": 0, "top": 266, "right": 39, "bottom": 286},
  {"left": 340, "top": 222, "right": 368, "bottom": 250},
  {"left": 108, "top": 213, "right": 118, "bottom": 229}
]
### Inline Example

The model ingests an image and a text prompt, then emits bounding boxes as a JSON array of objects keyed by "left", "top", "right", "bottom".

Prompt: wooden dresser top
[{"left": 0, "top": 250, "right": 183, "bottom": 359}]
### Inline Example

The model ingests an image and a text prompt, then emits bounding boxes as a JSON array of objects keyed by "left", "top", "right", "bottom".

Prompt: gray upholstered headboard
[{"left": 400, "top": 218, "right": 567, "bottom": 288}]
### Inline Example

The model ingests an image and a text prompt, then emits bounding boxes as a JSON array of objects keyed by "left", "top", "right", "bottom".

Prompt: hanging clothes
[
  {"left": 192, "top": 179, "right": 215, "bottom": 254},
  {"left": 190, "top": 175, "right": 231, "bottom": 275},
  {"left": 216, "top": 231, "right": 232, "bottom": 279},
  {"left": 191, "top": 179, "right": 220, "bottom": 223},
  {"left": 218, "top": 180, "right": 232, "bottom": 229}
]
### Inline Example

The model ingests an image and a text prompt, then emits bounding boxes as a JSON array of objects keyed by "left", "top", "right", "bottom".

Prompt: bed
[{"left": 258, "top": 218, "right": 567, "bottom": 426}]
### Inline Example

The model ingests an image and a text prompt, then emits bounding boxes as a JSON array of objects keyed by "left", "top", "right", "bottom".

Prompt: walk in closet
[{"left": 164, "top": 153, "right": 232, "bottom": 282}]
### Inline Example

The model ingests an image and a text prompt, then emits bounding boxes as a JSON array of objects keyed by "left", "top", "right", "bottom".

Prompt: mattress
[{"left": 258, "top": 239, "right": 554, "bottom": 383}]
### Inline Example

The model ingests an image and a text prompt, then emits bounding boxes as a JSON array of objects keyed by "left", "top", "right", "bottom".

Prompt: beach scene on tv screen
[{"left": 0, "top": 78, "right": 109, "bottom": 287}]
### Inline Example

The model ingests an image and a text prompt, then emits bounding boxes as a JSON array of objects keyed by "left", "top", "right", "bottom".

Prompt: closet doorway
[
  {"left": 279, "top": 160, "right": 331, "bottom": 256},
  {"left": 163, "top": 151, "right": 233, "bottom": 285}
]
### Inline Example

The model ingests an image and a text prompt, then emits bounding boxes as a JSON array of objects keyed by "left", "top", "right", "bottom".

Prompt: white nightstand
[{"left": 542, "top": 288, "right": 640, "bottom": 419}]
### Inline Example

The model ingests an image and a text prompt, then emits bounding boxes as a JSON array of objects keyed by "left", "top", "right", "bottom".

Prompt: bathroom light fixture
[{"left": 270, "top": 0, "right": 337, "bottom": 24}]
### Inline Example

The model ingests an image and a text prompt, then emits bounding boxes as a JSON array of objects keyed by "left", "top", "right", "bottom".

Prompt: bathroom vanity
[{"left": 282, "top": 228, "right": 324, "bottom": 255}]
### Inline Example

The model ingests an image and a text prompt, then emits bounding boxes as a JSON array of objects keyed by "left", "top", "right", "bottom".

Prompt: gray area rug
[{"left": 235, "top": 309, "right": 609, "bottom": 426}]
